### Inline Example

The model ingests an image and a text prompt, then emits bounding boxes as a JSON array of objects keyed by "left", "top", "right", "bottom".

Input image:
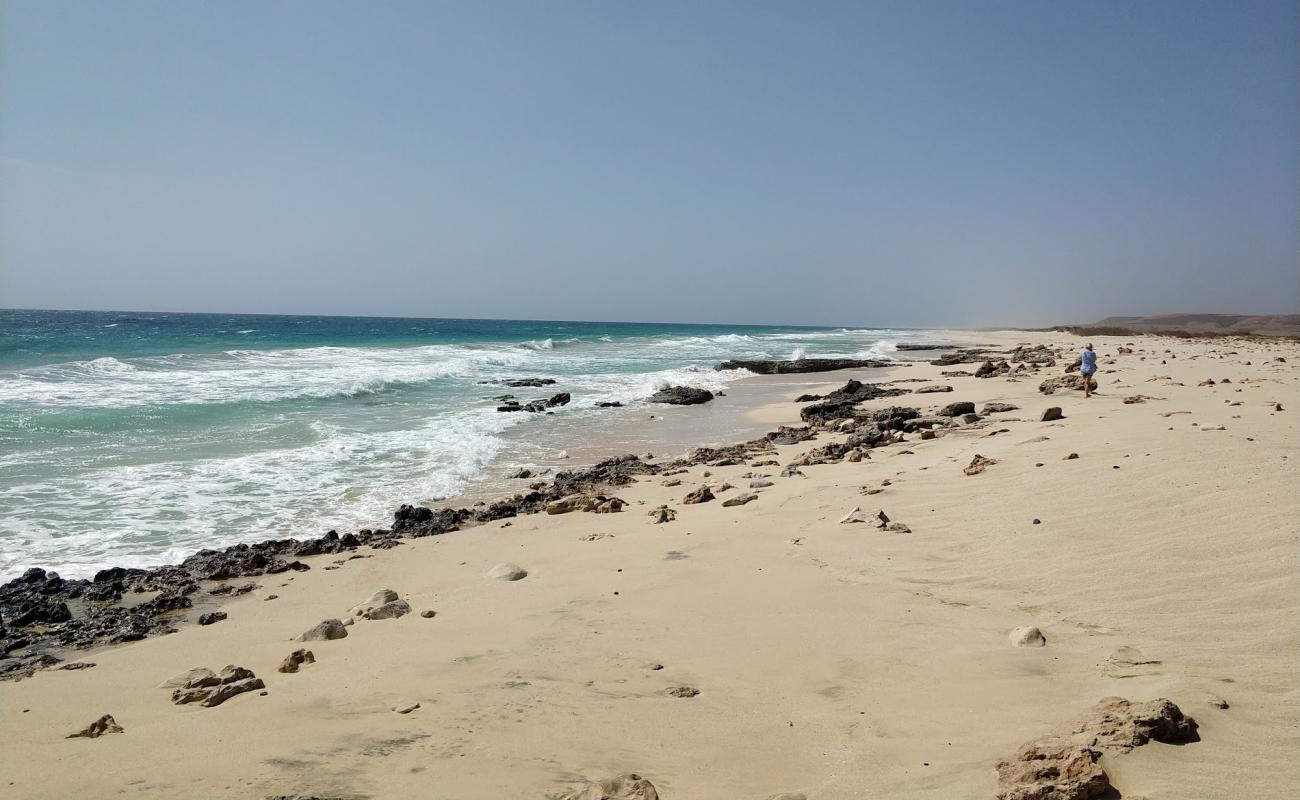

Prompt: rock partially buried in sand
[
  {"left": 298, "top": 619, "right": 349, "bottom": 641},
  {"left": 963, "top": 454, "right": 996, "bottom": 476},
  {"left": 648, "top": 505, "right": 677, "bottom": 524},
  {"left": 66, "top": 714, "right": 123, "bottom": 739},
  {"left": 722, "top": 492, "right": 757, "bottom": 507},
  {"left": 486, "top": 563, "right": 528, "bottom": 581},
  {"left": 170, "top": 665, "right": 265, "bottom": 707},
  {"left": 278, "top": 649, "right": 315, "bottom": 674},
  {"left": 666, "top": 686, "right": 700, "bottom": 698},
  {"left": 840, "top": 507, "right": 869, "bottom": 524},
  {"left": 983, "top": 402, "right": 1019, "bottom": 413},
  {"left": 349, "top": 589, "right": 398, "bottom": 614},
  {"left": 682, "top": 485, "right": 715, "bottom": 504},
  {"left": 550, "top": 773, "right": 660, "bottom": 800},
  {"left": 159, "top": 667, "right": 218, "bottom": 689},
  {"left": 1040, "top": 407, "right": 1064, "bottom": 422},
  {"left": 939, "top": 401, "right": 976, "bottom": 417},
  {"left": 392, "top": 701, "right": 421, "bottom": 714},
  {"left": 995, "top": 697, "right": 1197, "bottom": 800},
  {"left": 1009, "top": 626, "right": 1047, "bottom": 647}
]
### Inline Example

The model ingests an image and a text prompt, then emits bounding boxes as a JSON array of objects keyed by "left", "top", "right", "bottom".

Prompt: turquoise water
[{"left": 1, "top": 309, "right": 924, "bottom": 580}]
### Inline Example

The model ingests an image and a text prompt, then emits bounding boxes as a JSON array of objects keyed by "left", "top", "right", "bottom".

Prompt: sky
[{"left": 1, "top": 1, "right": 1296, "bottom": 328}]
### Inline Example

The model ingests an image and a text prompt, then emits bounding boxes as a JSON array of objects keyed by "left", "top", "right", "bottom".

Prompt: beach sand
[{"left": 1, "top": 330, "right": 1296, "bottom": 799}]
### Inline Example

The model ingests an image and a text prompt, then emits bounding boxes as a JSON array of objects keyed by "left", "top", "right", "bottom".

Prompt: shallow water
[{"left": 0, "top": 309, "right": 936, "bottom": 580}]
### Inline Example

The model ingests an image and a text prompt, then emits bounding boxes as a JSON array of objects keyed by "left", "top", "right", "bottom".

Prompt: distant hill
[{"left": 1084, "top": 314, "right": 1300, "bottom": 337}]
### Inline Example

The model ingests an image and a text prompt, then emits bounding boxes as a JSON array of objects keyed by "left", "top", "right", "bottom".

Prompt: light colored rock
[
  {"left": 1010, "top": 626, "right": 1047, "bottom": 647},
  {"left": 682, "top": 485, "right": 715, "bottom": 504},
  {"left": 278, "top": 649, "right": 315, "bottom": 673},
  {"left": 647, "top": 505, "right": 676, "bottom": 524},
  {"left": 348, "top": 589, "right": 399, "bottom": 617},
  {"left": 392, "top": 701, "right": 421, "bottom": 714},
  {"left": 158, "top": 667, "right": 216, "bottom": 689},
  {"left": 749, "top": 479, "right": 774, "bottom": 488},
  {"left": 362, "top": 599, "right": 411, "bottom": 620},
  {"left": 486, "top": 562, "right": 528, "bottom": 581},
  {"left": 298, "top": 618, "right": 349, "bottom": 641},
  {"left": 839, "top": 507, "right": 868, "bottom": 524},
  {"left": 963, "top": 454, "right": 997, "bottom": 475},
  {"left": 722, "top": 492, "right": 757, "bottom": 507}
]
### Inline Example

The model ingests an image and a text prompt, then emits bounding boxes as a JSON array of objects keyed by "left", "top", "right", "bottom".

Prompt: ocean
[{"left": 0, "top": 309, "right": 928, "bottom": 581}]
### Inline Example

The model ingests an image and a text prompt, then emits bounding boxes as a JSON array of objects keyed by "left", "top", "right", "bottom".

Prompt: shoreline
[{"left": 1, "top": 328, "right": 1296, "bottom": 798}]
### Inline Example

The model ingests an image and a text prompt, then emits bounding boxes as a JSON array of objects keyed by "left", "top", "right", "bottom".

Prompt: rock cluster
[
  {"left": 551, "top": 774, "right": 659, "bottom": 800},
  {"left": 648, "top": 386, "right": 714, "bottom": 405},
  {"left": 716, "top": 358, "right": 888, "bottom": 374},
  {"left": 497, "top": 392, "right": 571, "bottom": 413},
  {"left": 168, "top": 665, "right": 265, "bottom": 707}
]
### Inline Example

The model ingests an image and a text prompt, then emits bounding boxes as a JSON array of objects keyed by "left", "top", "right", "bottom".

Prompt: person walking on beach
[{"left": 1080, "top": 342, "right": 1097, "bottom": 398}]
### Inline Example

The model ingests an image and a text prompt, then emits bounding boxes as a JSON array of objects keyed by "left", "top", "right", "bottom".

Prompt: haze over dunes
[{"left": 1083, "top": 314, "right": 1300, "bottom": 337}]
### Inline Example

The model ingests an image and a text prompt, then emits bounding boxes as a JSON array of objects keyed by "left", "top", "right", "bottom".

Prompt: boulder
[
  {"left": 749, "top": 479, "right": 774, "bottom": 488},
  {"left": 722, "top": 493, "right": 757, "bottom": 507},
  {"left": 298, "top": 619, "right": 349, "bottom": 642},
  {"left": 361, "top": 600, "right": 411, "bottom": 621},
  {"left": 983, "top": 402, "right": 1019, "bottom": 413},
  {"left": 486, "top": 563, "right": 528, "bottom": 581},
  {"left": 995, "top": 737, "right": 1106, "bottom": 800},
  {"left": 197, "top": 611, "right": 227, "bottom": 626},
  {"left": 939, "top": 401, "right": 976, "bottom": 417},
  {"left": 159, "top": 667, "right": 217, "bottom": 689},
  {"left": 349, "top": 589, "right": 399, "bottom": 617},
  {"left": 649, "top": 386, "right": 714, "bottom": 405},
  {"left": 647, "top": 506, "right": 677, "bottom": 524},
  {"left": 915, "top": 384, "right": 953, "bottom": 393},
  {"left": 170, "top": 665, "right": 265, "bottom": 707},
  {"left": 1041, "top": 407, "right": 1064, "bottom": 422}
]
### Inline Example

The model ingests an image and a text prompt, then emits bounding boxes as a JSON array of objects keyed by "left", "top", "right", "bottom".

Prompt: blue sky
[{"left": 1, "top": 1, "right": 1295, "bottom": 327}]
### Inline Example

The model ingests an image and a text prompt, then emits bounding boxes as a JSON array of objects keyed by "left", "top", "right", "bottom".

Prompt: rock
[
  {"left": 920, "top": 430, "right": 937, "bottom": 440},
  {"left": 915, "top": 384, "right": 953, "bottom": 393},
  {"left": 66, "top": 714, "right": 124, "bottom": 739},
  {"left": 939, "top": 401, "right": 976, "bottom": 417},
  {"left": 648, "top": 506, "right": 677, "bottom": 524},
  {"left": 839, "top": 507, "right": 869, "bottom": 524},
  {"left": 197, "top": 611, "right": 227, "bottom": 626},
  {"left": 482, "top": 378, "right": 557, "bottom": 388},
  {"left": 392, "top": 701, "right": 421, "bottom": 714},
  {"left": 1274, "top": 403, "right": 1284, "bottom": 412},
  {"left": 349, "top": 589, "right": 399, "bottom": 616},
  {"left": 546, "top": 495, "right": 624, "bottom": 514},
  {"left": 361, "top": 600, "right": 411, "bottom": 621},
  {"left": 550, "top": 774, "right": 660, "bottom": 800},
  {"left": 509, "top": 468, "right": 534, "bottom": 479},
  {"left": 597, "top": 401, "right": 623, "bottom": 408},
  {"left": 1010, "top": 626, "right": 1047, "bottom": 647},
  {"left": 722, "top": 493, "right": 757, "bottom": 507},
  {"left": 1198, "top": 379, "right": 1216, "bottom": 386},
  {"left": 995, "top": 697, "right": 1197, "bottom": 800},
  {"left": 716, "top": 358, "right": 888, "bottom": 374},
  {"left": 278, "top": 649, "right": 315, "bottom": 673},
  {"left": 594, "top": 497, "right": 625, "bottom": 513},
  {"left": 486, "top": 563, "right": 528, "bottom": 581},
  {"left": 1207, "top": 694, "right": 1230, "bottom": 710},
  {"left": 780, "top": 466, "right": 805, "bottom": 478},
  {"left": 649, "top": 386, "right": 714, "bottom": 405},
  {"left": 1039, "top": 374, "right": 1097, "bottom": 395},
  {"left": 995, "top": 737, "right": 1106, "bottom": 800},
  {"left": 1122, "top": 395, "right": 1149, "bottom": 404},
  {"left": 975, "top": 360, "right": 1012, "bottom": 378},
  {"left": 749, "top": 479, "right": 774, "bottom": 488},
  {"left": 682, "top": 485, "right": 715, "bottom": 504},
  {"left": 764, "top": 795, "right": 808, "bottom": 800},
  {"left": 1040, "top": 407, "right": 1064, "bottom": 422},
  {"left": 420, "top": 610, "right": 436, "bottom": 618},
  {"left": 170, "top": 665, "right": 265, "bottom": 707},
  {"left": 963, "top": 454, "right": 996, "bottom": 476},
  {"left": 1065, "top": 452, "right": 1079, "bottom": 460},
  {"left": 885, "top": 522, "right": 911, "bottom": 533},
  {"left": 298, "top": 619, "right": 349, "bottom": 642},
  {"left": 983, "top": 402, "right": 1019, "bottom": 413},
  {"left": 667, "top": 686, "right": 700, "bottom": 698},
  {"left": 159, "top": 667, "right": 217, "bottom": 689}
]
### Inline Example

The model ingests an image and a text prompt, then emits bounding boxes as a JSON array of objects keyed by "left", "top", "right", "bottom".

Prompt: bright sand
[{"left": 1, "top": 330, "right": 1296, "bottom": 799}]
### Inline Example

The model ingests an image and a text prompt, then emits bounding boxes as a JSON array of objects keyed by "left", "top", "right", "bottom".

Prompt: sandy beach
[{"left": 1, "top": 329, "right": 1296, "bottom": 799}]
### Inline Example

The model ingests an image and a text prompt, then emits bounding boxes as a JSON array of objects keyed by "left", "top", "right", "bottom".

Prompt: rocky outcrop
[
  {"left": 170, "top": 664, "right": 265, "bottom": 708},
  {"left": 995, "top": 698, "right": 1197, "bottom": 800},
  {"left": 1008, "top": 344, "right": 1057, "bottom": 364},
  {"left": 497, "top": 392, "right": 572, "bottom": 413},
  {"left": 480, "top": 378, "right": 557, "bottom": 388},
  {"left": 551, "top": 773, "right": 660, "bottom": 800},
  {"left": 716, "top": 358, "right": 888, "bottom": 374},
  {"left": 648, "top": 386, "right": 714, "bottom": 405}
]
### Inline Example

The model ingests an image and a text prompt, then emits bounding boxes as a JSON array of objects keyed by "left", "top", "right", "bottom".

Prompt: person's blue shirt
[{"left": 1080, "top": 348, "right": 1097, "bottom": 374}]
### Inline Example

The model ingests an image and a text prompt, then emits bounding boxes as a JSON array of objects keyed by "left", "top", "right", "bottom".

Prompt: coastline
[{"left": 1, "top": 329, "right": 1296, "bottom": 798}]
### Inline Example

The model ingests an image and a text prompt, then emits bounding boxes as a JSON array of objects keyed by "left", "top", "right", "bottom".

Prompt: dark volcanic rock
[
  {"left": 480, "top": 378, "right": 557, "bottom": 388},
  {"left": 716, "top": 358, "right": 889, "bottom": 374},
  {"left": 939, "top": 401, "right": 976, "bottom": 417},
  {"left": 649, "top": 386, "right": 714, "bottom": 405}
]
